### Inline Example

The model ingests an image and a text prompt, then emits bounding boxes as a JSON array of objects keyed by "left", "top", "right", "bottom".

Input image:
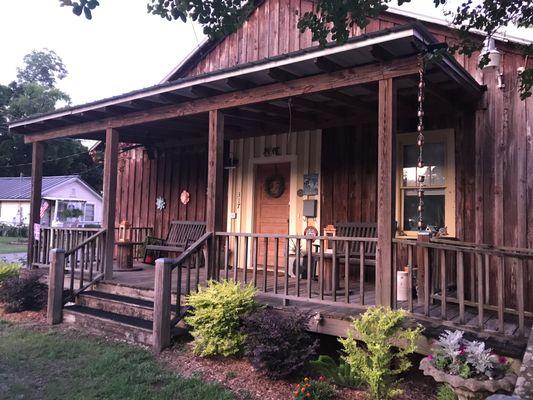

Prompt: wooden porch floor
[{"left": 96, "top": 261, "right": 533, "bottom": 358}]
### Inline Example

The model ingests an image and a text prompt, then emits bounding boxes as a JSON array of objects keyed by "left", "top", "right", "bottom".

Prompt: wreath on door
[{"left": 264, "top": 174, "right": 285, "bottom": 198}]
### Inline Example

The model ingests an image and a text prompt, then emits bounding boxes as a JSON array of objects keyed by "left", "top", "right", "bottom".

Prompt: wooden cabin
[{"left": 9, "top": 2, "right": 533, "bottom": 358}]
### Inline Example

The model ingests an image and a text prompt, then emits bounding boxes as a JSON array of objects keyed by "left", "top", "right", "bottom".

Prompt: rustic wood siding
[{"left": 115, "top": 147, "right": 208, "bottom": 240}]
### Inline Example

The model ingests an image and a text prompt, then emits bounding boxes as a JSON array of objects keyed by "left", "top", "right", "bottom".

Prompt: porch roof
[{"left": 9, "top": 22, "right": 483, "bottom": 144}]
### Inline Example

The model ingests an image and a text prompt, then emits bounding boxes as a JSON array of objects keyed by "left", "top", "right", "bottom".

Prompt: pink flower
[
  {"left": 498, "top": 356, "right": 507, "bottom": 364},
  {"left": 427, "top": 354, "right": 433, "bottom": 360}
]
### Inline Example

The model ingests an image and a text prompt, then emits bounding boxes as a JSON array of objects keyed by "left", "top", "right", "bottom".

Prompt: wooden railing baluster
[
  {"left": 517, "top": 259, "right": 525, "bottom": 336},
  {"left": 476, "top": 253, "right": 484, "bottom": 330},
  {"left": 253, "top": 237, "right": 258, "bottom": 288},
  {"left": 296, "top": 238, "right": 301, "bottom": 297},
  {"left": 344, "top": 241, "right": 349, "bottom": 303},
  {"left": 224, "top": 235, "right": 229, "bottom": 280},
  {"left": 407, "top": 244, "right": 413, "bottom": 312},
  {"left": 359, "top": 241, "right": 365, "bottom": 306},
  {"left": 457, "top": 251, "right": 465, "bottom": 324},
  {"left": 274, "top": 238, "right": 279, "bottom": 294},
  {"left": 243, "top": 236, "right": 249, "bottom": 284},
  {"left": 319, "top": 239, "right": 325, "bottom": 301},
  {"left": 284, "top": 238, "right": 289, "bottom": 306},
  {"left": 497, "top": 255, "right": 504, "bottom": 332},
  {"left": 234, "top": 236, "right": 239, "bottom": 282},
  {"left": 440, "top": 249, "right": 447, "bottom": 319},
  {"left": 423, "top": 246, "right": 430, "bottom": 317},
  {"left": 263, "top": 237, "right": 268, "bottom": 292},
  {"left": 307, "top": 238, "right": 312, "bottom": 299},
  {"left": 332, "top": 241, "right": 337, "bottom": 302}
]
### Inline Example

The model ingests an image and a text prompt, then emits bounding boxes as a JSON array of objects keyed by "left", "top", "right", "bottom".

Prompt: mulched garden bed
[{"left": 160, "top": 336, "right": 438, "bottom": 400}]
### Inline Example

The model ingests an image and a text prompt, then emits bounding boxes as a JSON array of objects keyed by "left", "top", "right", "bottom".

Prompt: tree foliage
[
  {"left": 0, "top": 50, "right": 102, "bottom": 191},
  {"left": 59, "top": 0, "right": 532, "bottom": 99}
]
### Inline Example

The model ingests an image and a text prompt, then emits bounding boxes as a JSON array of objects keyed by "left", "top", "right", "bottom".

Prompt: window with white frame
[
  {"left": 84, "top": 203, "right": 95, "bottom": 222},
  {"left": 396, "top": 129, "right": 455, "bottom": 236}
]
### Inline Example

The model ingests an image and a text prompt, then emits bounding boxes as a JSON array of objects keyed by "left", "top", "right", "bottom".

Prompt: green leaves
[{"left": 59, "top": 0, "right": 99, "bottom": 19}]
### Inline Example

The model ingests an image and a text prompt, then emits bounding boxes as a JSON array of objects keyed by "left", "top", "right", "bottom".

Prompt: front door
[{"left": 254, "top": 162, "right": 290, "bottom": 267}]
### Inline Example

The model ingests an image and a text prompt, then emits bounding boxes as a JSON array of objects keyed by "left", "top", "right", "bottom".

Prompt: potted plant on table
[{"left": 420, "top": 330, "right": 517, "bottom": 400}]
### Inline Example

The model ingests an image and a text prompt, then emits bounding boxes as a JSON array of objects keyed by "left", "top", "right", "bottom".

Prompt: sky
[{"left": 0, "top": 0, "right": 531, "bottom": 107}]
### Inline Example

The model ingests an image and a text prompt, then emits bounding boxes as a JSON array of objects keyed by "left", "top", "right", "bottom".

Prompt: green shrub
[
  {"left": 338, "top": 306, "right": 422, "bottom": 400},
  {"left": 436, "top": 384, "right": 457, "bottom": 400},
  {"left": 293, "top": 377, "right": 336, "bottom": 400},
  {"left": 242, "top": 309, "right": 317, "bottom": 379},
  {"left": 310, "top": 355, "right": 363, "bottom": 388},
  {"left": 0, "top": 262, "right": 21, "bottom": 282},
  {"left": 185, "top": 280, "right": 257, "bottom": 357},
  {"left": 0, "top": 272, "right": 47, "bottom": 312}
]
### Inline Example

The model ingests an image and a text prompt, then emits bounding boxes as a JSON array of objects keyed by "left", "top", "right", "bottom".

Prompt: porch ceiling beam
[
  {"left": 313, "top": 56, "right": 343, "bottom": 73},
  {"left": 267, "top": 67, "right": 298, "bottom": 82},
  {"left": 370, "top": 44, "right": 395, "bottom": 62},
  {"left": 190, "top": 84, "right": 222, "bottom": 97},
  {"left": 225, "top": 77, "right": 254, "bottom": 90},
  {"left": 23, "top": 56, "right": 419, "bottom": 143},
  {"left": 290, "top": 98, "right": 347, "bottom": 118}
]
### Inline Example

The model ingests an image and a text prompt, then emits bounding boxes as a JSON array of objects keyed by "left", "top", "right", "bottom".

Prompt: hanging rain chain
[{"left": 417, "top": 55, "right": 426, "bottom": 231}]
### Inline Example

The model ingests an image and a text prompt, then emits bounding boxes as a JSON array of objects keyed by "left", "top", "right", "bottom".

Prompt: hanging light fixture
[{"left": 479, "top": 37, "right": 501, "bottom": 69}]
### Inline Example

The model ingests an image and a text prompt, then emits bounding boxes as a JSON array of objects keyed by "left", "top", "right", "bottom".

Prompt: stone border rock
[
  {"left": 420, "top": 357, "right": 517, "bottom": 400},
  {"left": 514, "top": 325, "right": 533, "bottom": 400}
]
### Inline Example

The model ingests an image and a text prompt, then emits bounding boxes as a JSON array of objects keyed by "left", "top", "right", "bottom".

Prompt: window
[
  {"left": 396, "top": 130, "right": 455, "bottom": 236},
  {"left": 84, "top": 203, "right": 95, "bottom": 222}
]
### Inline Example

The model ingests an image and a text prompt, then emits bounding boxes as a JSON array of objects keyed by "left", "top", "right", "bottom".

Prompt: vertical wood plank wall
[{"left": 115, "top": 147, "right": 208, "bottom": 240}]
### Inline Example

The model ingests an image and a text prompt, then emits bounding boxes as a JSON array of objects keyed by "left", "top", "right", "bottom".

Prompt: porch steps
[
  {"left": 62, "top": 288, "right": 188, "bottom": 347},
  {"left": 77, "top": 290, "right": 154, "bottom": 320},
  {"left": 63, "top": 304, "right": 154, "bottom": 346}
]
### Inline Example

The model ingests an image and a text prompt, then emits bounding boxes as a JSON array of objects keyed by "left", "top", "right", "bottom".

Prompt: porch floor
[{"left": 91, "top": 261, "right": 533, "bottom": 358}]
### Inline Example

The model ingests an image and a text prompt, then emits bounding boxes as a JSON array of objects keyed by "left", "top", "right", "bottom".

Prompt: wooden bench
[
  {"left": 335, "top": 222, "right": 377, "bottom": 266},
  {"left": 144, "top": 221, "right": 207, "bottom": 261}
]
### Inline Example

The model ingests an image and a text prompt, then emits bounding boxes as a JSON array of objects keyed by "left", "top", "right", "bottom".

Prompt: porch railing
[
  {"left": 393, "top": 238, "right": 533, "bottom": 338},
  {"left": 151, "top": 230, "right": 532, "bottom": 351},
  {"left": 47, "top": 228, "right": 107, "bottom": 324},
  {"left": 152, "top": 231, "right": 212, "bottom": 352},
  {"left": 213, "top": 232, "right": 378, "bottom": 308},
  {"left": 33, "top": 226, "right": 154, "bottom": 267}
]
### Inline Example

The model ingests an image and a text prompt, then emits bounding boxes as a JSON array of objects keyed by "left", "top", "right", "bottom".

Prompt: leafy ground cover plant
[
  {"left": 241, "top": 308, "right": 317, "bottom": 379},
  {"left": 436, "top": 384, "right": 458, "bottom": 400},
  {"left": 428, "top": 330, "right": 509, "bottom": 380},
  {"left": 310, "top": 355, "right": 362, "bottom": 388},
  {"left": 185, "top": 280, "right": 257, "bottom": 357},
  {"left": 339, "top": 306, "right": 422, "bottom": 400},
  {"left": 293, "top": 377, "right": 336, "bottom": 400},
  {"left": 0, "top": 262, "right": 20, "bottom": 282},
  {"left": 0, "top": 272, "right": 47, "bottom": 312}
]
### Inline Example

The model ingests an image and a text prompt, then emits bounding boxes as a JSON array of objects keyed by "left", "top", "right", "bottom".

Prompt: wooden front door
[{"left": 254, "top": 163, "right": 290, "bottom": 267}]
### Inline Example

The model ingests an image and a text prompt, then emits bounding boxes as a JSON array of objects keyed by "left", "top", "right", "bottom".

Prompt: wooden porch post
[
  {"left": 102, "top": 128, "right": 119, "bottom": 280},
  {"left": 206, "top": 110, "right": 224, "bottom": 279},
  {"left": 27, "top": 141, "right": 44, "bottom": 268},
  {"left": 376, "top": 78, "right": 396, "bottom": 307}
]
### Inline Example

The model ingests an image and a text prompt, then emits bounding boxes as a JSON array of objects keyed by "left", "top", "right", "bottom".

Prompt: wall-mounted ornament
[
  {"left": 180, "top": 190, "right": 190, "bottom": 205},
  {"left": 297, "top": 189, "right": 304, "bottom": 197},
  {"left": 264, "top": 174, "right": 285, "bottom": 198},
  {"left": 303, "top": 173, "right": 319, "bottom": 195},
  {"left": 156, "top": 196, "right": 166, "bottom": 210}
]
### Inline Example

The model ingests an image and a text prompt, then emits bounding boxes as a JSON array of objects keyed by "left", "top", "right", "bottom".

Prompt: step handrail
[
  {"left": 65, "top": 229, "right": 106, "bottom": 257},
  {"left": 170, "top": 231, "right": 213, "bottom": 270}
]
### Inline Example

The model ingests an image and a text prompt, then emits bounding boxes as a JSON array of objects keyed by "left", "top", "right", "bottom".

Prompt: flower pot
[{"left": 420, "top": 357, "right": 517, "bottom": 400}]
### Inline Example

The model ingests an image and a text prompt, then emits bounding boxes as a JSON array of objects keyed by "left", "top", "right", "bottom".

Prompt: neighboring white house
[{"left": 0, "top": 175, "right": 102, "bottom": 227}]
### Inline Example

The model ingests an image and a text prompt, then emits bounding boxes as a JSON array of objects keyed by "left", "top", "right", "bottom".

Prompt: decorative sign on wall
[
  {"left": 303, "top": 173, "right": 319, "bottom": 195},
  {"left": 180, "top": 190, "right": 190, "bottom": 205},
  {"left": 264, "top": 174, "right": 285, "bottom": 198},
  {"left": 263, "top": 147, "right": 281, "bottom": 157},
  {"left": 156, "top": 196, "right": 166, "bottom": 210}
]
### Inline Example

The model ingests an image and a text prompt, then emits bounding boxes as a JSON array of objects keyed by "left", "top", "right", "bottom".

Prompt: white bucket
[{"left": 397, "top": 270, "right": 409, "bottom": 302}]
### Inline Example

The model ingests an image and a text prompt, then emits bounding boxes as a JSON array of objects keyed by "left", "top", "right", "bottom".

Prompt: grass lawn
[
  {"left": 0, "top": 236, "right": 27, "bottom": 254},
  {"left": 0, "top": 321, "right": 235, "bottom": 400}
]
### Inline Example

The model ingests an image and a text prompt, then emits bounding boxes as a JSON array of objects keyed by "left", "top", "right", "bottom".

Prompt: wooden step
[
  {"left": 63, "top": 305, "right": 153, "bottom": 346},
  {"left": 77, "top": 291, "right": 154, "bottom": 320}
]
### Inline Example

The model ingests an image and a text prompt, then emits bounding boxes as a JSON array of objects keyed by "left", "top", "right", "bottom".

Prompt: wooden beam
[
  {"left": 376, "top": 78, "right": 396, "bottom": 307},
  {"left": 206, "top": 110, "right": 224, "bottom": 233},
  {"left": 371, "top": 44, "right": 395, "bottom": 62},
  {"left": 102, "top": 128, "right": 119, "bottom": 279},
  {"left": 314, "top": 56, "right": 343, "bottom": 72},
  {"left": 27, "top": 141, "right": 44, "bottom": 267},
  {"left": 268, "top": 67, "right": 298, "bottom": 82},
  {"left": 225, "top": 77, "right": 254, "bottom": 90},
  {"left": 206, "top": 110, "right": 224, "bottom": 279},
  {"left": 24, "top": 56, "right": 419, "bottom": 143}
]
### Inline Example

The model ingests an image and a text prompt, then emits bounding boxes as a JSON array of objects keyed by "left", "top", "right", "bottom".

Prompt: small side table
[{"left": 115, "top": 241, "right": 134, "bottom": 271}]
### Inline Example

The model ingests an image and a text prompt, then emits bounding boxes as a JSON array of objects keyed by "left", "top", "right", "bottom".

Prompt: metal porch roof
[{"left": 9, "top": 22, "right": 483, "bottom": 138}]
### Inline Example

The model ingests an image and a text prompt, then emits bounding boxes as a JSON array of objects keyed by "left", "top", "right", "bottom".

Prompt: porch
[{"left": 10, "top": 23, "right": 533, "bottom": 357}]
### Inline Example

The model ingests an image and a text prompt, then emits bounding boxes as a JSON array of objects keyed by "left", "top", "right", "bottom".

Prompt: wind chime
[{"left": 416, "top": 54, "right": 426, "bottom": 232}]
